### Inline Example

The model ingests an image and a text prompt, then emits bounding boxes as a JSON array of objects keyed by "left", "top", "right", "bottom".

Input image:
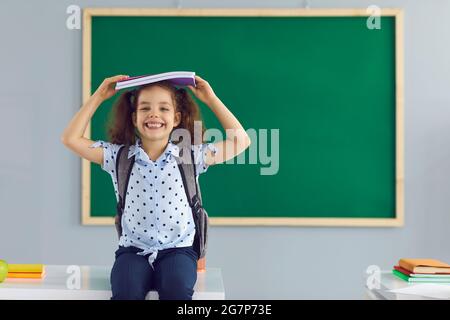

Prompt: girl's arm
[
  {"left": 188, "top": 75, "right": 252, "bottom": 166},
  {"left": 61, "top": 75, "right": 128, "bottom": 165}
]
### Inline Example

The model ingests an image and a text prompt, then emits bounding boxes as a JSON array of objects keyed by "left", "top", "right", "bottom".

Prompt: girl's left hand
[{"left": 187, "top": 75, "right": 218, "bottom": 106}]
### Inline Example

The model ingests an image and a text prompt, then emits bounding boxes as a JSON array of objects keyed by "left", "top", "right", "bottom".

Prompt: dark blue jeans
[{"left": 110, "top": 245, "right": 198, "bottom": 300}]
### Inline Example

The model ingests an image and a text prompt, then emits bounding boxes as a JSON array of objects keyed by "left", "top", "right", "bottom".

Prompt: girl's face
[{"left": 132, "top": 86, "right": 181, "bottom": 142}]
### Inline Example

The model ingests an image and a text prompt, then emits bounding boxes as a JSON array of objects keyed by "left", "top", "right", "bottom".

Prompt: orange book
[
  {"left": 197, "top": 257, "right": 206, "bottom": 273},
  {"left": 7, "top": 271, "right": 45, "bottom": 279},
  {"left": 398, "top": 258, "right": 450, "bottom": 274}
]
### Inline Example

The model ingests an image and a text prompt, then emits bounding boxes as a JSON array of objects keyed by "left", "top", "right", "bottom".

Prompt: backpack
[{"left": 114, "top": 142, "right": 209, "bottom": 260}]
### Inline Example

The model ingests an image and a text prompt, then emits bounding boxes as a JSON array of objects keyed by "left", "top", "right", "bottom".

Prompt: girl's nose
[{"left": 146, "top": 113, "right": 161, "bottom": 121}]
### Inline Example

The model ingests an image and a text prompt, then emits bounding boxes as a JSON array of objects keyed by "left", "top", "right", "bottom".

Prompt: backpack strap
[
  {"left": 176, "top": 142, "right": 209, "bottom": 259},
  {"left": 175, "top": 143, "right": 202, "bottom": 214},
  {"left": 115, "top": 144, "right": 135, "bottom": 238}
]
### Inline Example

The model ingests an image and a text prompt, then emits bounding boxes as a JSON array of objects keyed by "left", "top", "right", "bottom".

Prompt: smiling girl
[{"left": 61, "top": 74, "right": 250, "bottom": 300}]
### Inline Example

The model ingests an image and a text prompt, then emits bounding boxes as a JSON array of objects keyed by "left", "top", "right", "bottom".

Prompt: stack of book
[
  {"left": 393, "top": 259, "right": 450, "bottom": 283},
  {"left": 7, "top": 264, "right": 45, "bottom": 280}
]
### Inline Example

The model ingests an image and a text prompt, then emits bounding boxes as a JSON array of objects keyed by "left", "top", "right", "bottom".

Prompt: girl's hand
[
  {"left": 93, "top": 75, "right": 129, "bottom": 102},
  {"left": 187, "top": 75, "right": 218, "bottom": 106}
]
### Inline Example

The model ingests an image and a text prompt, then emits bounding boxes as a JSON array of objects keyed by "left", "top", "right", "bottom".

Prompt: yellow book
[{"left": 7, "top": 264, "right": 45, "bottom": 273}]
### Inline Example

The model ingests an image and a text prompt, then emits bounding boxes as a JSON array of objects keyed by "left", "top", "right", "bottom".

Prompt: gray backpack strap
[
  {"left": 175, "top": 143, "right": 208, "bottom": 259},
  {"left": 115, "top": 144, "right": 135, "bottom": 239},
  {"left": 175, "top": 143, "right": 202, "bottom": 209}
]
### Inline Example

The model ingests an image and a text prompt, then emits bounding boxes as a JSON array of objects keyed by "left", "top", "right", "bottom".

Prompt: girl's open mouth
[{"left": 144, "top": 122, "right": 165, "bottom": 130}]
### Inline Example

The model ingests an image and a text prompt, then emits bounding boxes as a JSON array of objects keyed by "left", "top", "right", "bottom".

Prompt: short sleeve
[
  {"left": 192, "top": 143, "right": 218, "bottom": 175},
  {"left": 89, "top": 140, "right": 123, "bottom": 176}
]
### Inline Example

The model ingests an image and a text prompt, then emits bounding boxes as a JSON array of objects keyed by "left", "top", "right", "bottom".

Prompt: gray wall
[{"left": 1, "top": 0, "right": 449, "bottom": 299}]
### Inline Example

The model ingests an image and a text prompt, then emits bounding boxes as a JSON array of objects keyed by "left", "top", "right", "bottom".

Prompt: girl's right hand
[{"left": 92, "top": 75, "right": 129, "bottom": 101}]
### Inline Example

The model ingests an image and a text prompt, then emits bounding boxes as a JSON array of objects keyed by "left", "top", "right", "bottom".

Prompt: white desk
[
  {"left": 0, "top": 265, "right": 225, "bottom": 300},
  {"left": 365, "top": 271, "right": 445, "bottom": 300}
]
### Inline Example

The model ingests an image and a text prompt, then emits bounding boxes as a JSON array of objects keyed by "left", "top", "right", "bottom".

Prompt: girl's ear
[{"left": 174, "top": 111, "right": 181, "bottom": 127}]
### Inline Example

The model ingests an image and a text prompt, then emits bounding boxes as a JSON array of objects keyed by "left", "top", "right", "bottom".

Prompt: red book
[
  {"left": 393, "top": 265, "right": 450, "bottom": 278},
  {"left": 393, "top": 265, "right": 414, "bottom": 276}
]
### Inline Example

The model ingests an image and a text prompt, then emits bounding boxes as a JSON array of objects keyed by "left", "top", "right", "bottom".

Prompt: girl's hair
[{"left": 106, "top": 80, "right": 205, "bottom": 145}]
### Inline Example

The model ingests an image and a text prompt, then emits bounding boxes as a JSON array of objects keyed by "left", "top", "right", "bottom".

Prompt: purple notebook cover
[{"left": 117, "top": 74, "right": 195, "bottom": 88}]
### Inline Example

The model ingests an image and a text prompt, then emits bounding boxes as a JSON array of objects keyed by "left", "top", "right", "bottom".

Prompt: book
[
  {"left": 394, "top": 266, "right": 450, "bottom": 278},
  {"left": 392, "top": 270, "right": 450, "bottom": 283},
  {"left": 398, "top": 259, "right": 450, "bottom": 274},
  {"left": 115, "top": 71, "right": 196, "bottom": 90},
  {"left": 7, "top": 271, "right": 45, "bottom": 279},
  {"left": 7, "top": 264, "right": 44, "bottom": 273}
]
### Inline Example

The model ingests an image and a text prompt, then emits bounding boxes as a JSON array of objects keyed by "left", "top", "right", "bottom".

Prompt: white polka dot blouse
[{"left": 90, "top": 138, "right": 217, "bottom": 267}]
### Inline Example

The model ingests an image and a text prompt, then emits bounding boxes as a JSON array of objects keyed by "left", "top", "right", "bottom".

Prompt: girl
[{"left": 61, "top": 74, "right": 251, "bottom": 300}]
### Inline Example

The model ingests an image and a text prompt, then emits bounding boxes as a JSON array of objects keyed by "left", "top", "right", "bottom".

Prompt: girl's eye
[{"left": 161, "top": 108, "right": 169, "bottom": 111}]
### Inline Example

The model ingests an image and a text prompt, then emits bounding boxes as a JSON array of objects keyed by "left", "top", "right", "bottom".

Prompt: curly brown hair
[{"left": 106, "top": 80, "right": 205, "bottom": 146}]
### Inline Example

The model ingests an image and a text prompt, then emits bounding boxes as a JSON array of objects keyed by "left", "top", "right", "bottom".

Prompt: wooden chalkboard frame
[{"left": 81, "top": 8, "right": 404, "bottom": 227}]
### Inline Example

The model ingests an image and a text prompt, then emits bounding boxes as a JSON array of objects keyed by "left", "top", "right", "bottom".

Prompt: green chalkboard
[{"left": 83, "top": 9, "right": 404, "bottom": 227}]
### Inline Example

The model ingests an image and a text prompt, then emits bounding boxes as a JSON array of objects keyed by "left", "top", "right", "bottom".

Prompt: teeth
[{"left": 145, "top": 123, "right": 163, "bottom": 129}]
